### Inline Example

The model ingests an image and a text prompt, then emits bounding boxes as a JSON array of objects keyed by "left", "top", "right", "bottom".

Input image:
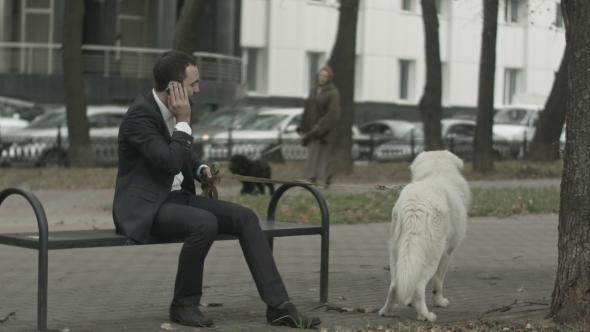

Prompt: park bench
[{"left": 0, "top": 184, "right": 329, "bottom": 331}]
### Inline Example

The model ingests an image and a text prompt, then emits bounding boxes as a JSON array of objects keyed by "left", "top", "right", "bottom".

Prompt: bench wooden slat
[{"left": 0, "top": 221, "right": 323, "bottom": 250}]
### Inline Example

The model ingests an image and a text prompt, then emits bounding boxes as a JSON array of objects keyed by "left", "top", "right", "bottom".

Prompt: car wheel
[
  {"left": 0, "top": 158, "right": 10, "bottom": 168},
  {"left": 493, "top": 149, "right": 502, "bottom": 160},
  {"left": 37, "top": 148, "right": 69, "bottom": 168},
  {"left": 351, "top": 144, "right": 360, "bottom": 160},
  {"left": 261, "top": 143, "right": 285, "bottom": 163}
]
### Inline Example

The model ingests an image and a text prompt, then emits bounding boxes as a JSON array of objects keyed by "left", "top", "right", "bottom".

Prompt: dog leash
[{"left": 200, "top": 162, "right": 404, "bottom": 199}]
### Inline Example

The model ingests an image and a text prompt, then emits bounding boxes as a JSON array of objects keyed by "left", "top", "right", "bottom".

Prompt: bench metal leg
[
  {"left": 267, "top": 237, "right": 274, "bottom": 252},
  {"left": 0, "top": 187, "right": 49, "bottom": 331},
  {"left": 38, "top": 244, "right": 48, "bottom": 331},
  {"left": 266, "top": 183, "right": 330, "bottom": 304},
  {"left": 320, "top": 229, "right": 329, "bottom": 304}
]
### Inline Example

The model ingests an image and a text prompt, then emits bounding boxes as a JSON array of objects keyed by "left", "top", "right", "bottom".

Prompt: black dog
[{"left": 229, "top": 154, "right": 275, "bottom": 195}]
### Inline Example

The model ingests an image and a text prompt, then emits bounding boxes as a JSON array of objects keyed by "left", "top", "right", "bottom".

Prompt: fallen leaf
[
  {"left": 160, "top": 323, "right": 176, "bottom": 330},
  {"left": 200, "top": 302, "right": 223, "bottom": 307}
]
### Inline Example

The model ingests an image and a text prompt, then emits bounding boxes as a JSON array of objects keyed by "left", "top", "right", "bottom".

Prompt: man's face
[{"left": 181, "top": 65, "right": 200, "bottom": 97}]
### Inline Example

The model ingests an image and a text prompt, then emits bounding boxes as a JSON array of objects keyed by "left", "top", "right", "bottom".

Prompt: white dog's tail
[{"left": 393, "top": 203, "right": 449, "bottom": 302}]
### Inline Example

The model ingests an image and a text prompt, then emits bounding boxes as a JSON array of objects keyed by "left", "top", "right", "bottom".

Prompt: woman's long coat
[{"left": 299, "top": 83, "right": 341, "bottom": 144}]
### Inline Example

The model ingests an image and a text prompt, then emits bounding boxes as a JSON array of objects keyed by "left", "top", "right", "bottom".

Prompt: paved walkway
[{"left": 0, "top": 180, "right": 560, "bottom": 331}]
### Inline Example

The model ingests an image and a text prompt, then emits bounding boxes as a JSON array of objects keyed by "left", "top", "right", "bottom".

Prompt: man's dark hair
[{"left": 153, "top": 51, "right": 197, "bottom": 92}]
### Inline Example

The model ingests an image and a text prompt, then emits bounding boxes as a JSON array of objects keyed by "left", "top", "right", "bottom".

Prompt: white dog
[{"left": 378, "top": 150, "right": 470, "bottom": 322}]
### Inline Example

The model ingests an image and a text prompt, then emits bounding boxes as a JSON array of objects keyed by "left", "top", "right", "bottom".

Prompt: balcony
[{"left": 0, "top": 42, "right": 245, "bottom": 106}]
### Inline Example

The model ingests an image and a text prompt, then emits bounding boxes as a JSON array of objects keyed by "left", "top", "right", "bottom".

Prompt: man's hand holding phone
[{"left": 166, "top": 81, "right": 192, "bottom": 124}]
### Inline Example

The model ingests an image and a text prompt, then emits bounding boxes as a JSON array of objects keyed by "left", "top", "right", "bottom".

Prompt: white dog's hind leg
[
  {"left": 412, "top": 280, "right": 436, "bottom": 322},
  {"left": 379, "top": 281, "right": 398, "bottom": 316},
  {"left": 379, "top": 255, "right": 398, "bottom": 316},
  {"left": 403, "top": 297, "right": 413, "bottom": 306},
  {"left": 432, "top": 249, "right": 453, "bottom": 307}
]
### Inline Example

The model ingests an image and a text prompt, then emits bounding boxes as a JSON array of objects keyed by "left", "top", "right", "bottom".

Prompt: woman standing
[{"left": 298, "top": 66, "right": 341, "bottom": 185}]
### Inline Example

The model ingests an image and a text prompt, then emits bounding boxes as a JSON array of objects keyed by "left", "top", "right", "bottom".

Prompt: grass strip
[
  {"left": 221, "top": 186, "right": 560, "bottom": 225},
  {"left": 0, "top": 160, "right": 563, "bottom": 190}
]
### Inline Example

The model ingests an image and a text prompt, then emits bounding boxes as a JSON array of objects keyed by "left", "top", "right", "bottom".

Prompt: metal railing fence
[
  {"left": 0, "top": 42, "right": 243, "bottom": 83},
  {"left": 0, "top": 128, "right": 563, "bottom": 168}
]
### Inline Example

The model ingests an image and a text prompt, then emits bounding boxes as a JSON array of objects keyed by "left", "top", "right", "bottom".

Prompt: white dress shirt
[{"left": 152, "top": 89, "right": 208, "bottom": 191}]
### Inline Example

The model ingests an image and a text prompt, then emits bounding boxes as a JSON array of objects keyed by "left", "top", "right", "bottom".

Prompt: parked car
[
  {"left": 492, "top": 104, "right": 542, "bottom": 141},
  {"left": 355, "top": 119, "right": 416, "bottom": 159},
  {"left": 1, "top": 106, "right": 127, "bottom": 167},
  {"left": 372, "top": 119, "right": 512, "bottom": 161},
  {"left": 203, "top": 108, "right": 363, "bottom": 161},
  {"left": 559, "top": 125, "right": 566, "bottom": 158},
  {"left": 0, "top": 111, "right": 29, "bottom": 136},
  {"left": 203, "top": 108, "right": 305, "bottom": 161},
  {"left": 191, "top": 106, "right": 268, "bottom": 157},
  {"left": 492, "top": 104, "right": 543, "bottom": 158},
  {"left": 0, "top": 96, "right": 56, "bottom": 122}
]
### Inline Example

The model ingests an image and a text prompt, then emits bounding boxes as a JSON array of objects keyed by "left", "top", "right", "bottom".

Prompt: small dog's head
[
  {"left": 410, "top": 150, "right": 463, "bottom": 182},
  {"left": 229, "top": 154, "right": 251, "bottom": 174}
]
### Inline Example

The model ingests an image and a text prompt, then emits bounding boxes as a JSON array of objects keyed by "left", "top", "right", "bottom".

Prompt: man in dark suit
[{"left": 113, "top": 51, "right": 320, "bottom": 328}]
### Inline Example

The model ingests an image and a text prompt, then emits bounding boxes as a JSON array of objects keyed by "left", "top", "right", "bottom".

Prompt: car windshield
[
  {"left": 494, "top": 109, "right": 529, "bottom": 125},
  {"left": 238, "top": 114, "right": 289, "bottom": 130},
  {"left": 199, "top": 111, "right": 251, "bottom": 128},
  {"left": 0, "top": 105, "right": 15, "bottom": 118},
  {"left": 404, "top": 127, "right": 424, "bottom": 139},
  {"left": 403, "top": 123, "right": 450, "bottom": 139},
  {"left": 27, "top": 112, "right": 67, "bottom": 129}
]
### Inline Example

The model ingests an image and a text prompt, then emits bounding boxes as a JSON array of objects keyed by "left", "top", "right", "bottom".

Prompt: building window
[
  {"left": 402, "top": 0, "right": 413, "bottom": 11},
  {"left": 307, "top": 52, "right": 324, "bottom": 90},
  {"left": 399, "top": 60, "right": 414, "bottom": 101},
  {"left": 503, "top": 68, "right": 519, "bottom": 104},
  {"left": 555, "top": 3, "right": 563, "bottom": 28},
  {"left": 505, "top": 0, "right": 519, "bottom": 23},
  {"left": 116, "top": 0, "right": 149, "bottom": 47},
  {"left": 245, "top": 48, "right": 259, "bottom": 92}
]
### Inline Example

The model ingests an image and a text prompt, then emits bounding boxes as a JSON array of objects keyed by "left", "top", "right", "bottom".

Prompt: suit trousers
[{"left": 150, "top": 189, "right": 290, "bottom": 307}]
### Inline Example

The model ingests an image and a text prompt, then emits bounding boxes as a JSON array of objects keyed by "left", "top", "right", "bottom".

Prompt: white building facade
[{"left": 240, "top": 0, "right": 566, "bottom": 122}]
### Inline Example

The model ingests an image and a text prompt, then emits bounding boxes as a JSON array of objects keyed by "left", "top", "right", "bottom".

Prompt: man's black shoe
[
  {"left": 169, "top": 302, "right": 214, "bottom": 327},
  {"left": 266, "top": 303, "right": 321, "bottom": 328}
]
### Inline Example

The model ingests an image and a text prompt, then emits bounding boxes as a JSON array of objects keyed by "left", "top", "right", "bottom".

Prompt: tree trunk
[
  {"left": 527, "top": 49, "right": 568, "bottom": 161},
  {"left": 173, "top": 0, "right": 209, "bottom": 55},
  {"left": 419, "top": 0, "right": 444, "bottom": 151},
  {"left": 62, "top": 0, "right": 94, "bottom": 167},
  {"left": 473, "top": 0, "right": 499, "bottom": 173},
  {"left": 327, "top": 0, "right": 359, "bottom": 175},
  {"left": 549, "top": 0, "right": 590, "bottom": 324}
]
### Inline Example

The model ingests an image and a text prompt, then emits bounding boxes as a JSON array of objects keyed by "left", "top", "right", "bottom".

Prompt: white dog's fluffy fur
[{"left": 378, "top": 150, "right": 470, "bottom": 322}]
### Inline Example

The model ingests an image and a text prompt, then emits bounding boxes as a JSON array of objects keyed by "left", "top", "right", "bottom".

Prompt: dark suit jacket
[{"left": 113, "top": 91, "right": 206, "bottom": 243}]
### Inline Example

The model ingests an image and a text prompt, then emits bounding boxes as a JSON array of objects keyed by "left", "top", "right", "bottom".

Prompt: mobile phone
[{"left": 166, "top": 82, "right": 194, "bottom": 106}]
